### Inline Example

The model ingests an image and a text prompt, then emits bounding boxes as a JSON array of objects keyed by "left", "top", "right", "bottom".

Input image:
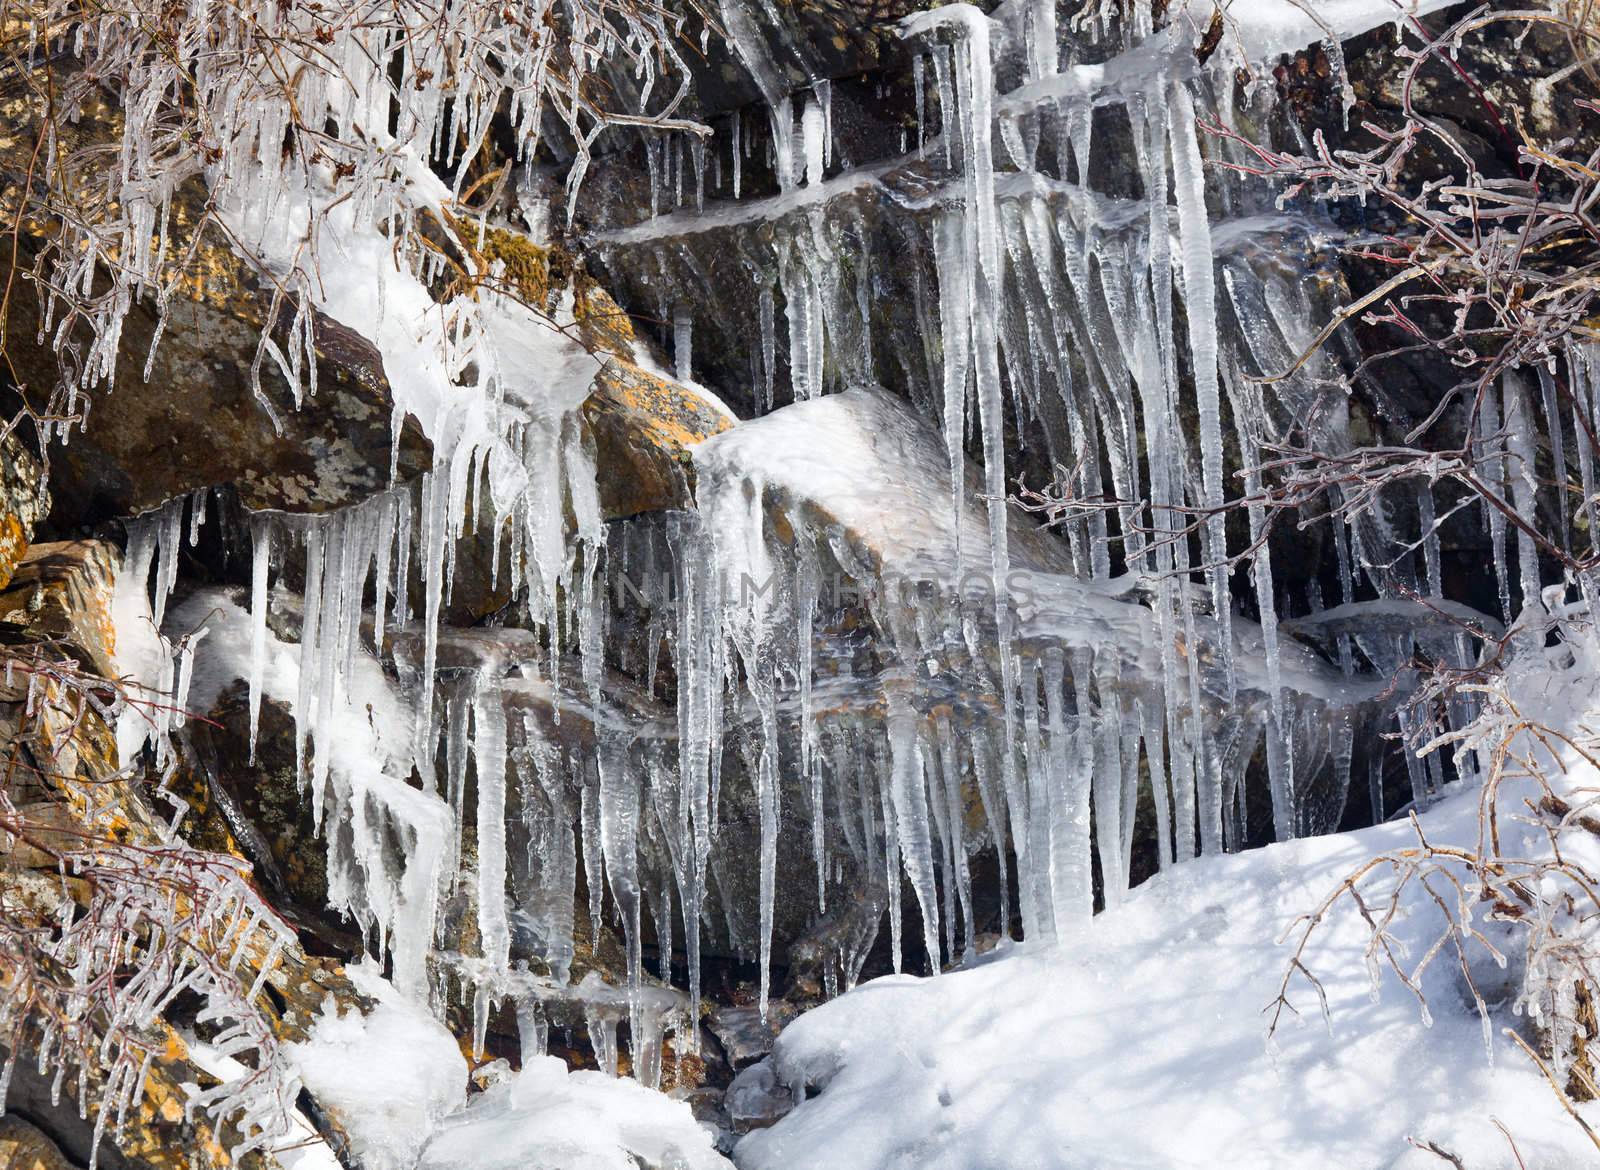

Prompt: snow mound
[
  {"left": 736, "top": 780, "right": 1600, "bottom": 1170},
  {"left": 417, "top": 1056, "right": 731, "bottom": 1170},
  {"left": 286, "top": 961, "right": 468, "bottom": 1170}
]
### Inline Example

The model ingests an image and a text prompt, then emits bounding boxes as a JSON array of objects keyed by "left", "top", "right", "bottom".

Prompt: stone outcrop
[
  {"left": 0, "top": 433, "right": 46, "bottom": 591},
  {"left": 0, "top": 86, "right": 432, "bottom": 529},
  {"left": 584, "top": 360, "right": 735, "bottom": 519},
  {"left": 0, "top": 1118, "right": 74, "bottom": 1170},
  {"left": 0, "top": 541, "right": 374, "bottom": 1170},
  {"left": 0, "top": 541, "right": 120, "bottom": 677}
]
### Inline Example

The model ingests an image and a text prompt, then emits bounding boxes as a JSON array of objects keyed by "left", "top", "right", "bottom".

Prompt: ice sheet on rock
[
  {"left": 694, "top": 387, "right": 1367, "bottom": 703},
  {"left": 1220, "top": 0, "right": 1461, "bottom": 65},
  {"left": 417, "top": 1054, "right": 731, "bottom": 1170}
]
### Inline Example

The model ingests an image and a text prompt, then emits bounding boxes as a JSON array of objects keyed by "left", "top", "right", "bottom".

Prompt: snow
[
  {"left": 737, "top": 612, "right": 1600, "bottom": 1170},
  {"left": 739, "top": 789, "right": 1596, "bottom": 1170},
  {"left": 417, "top": 1056, "right": 730, "bottom": 1170},
  {"left": 286, "top": 961, "right": 468, "bottom": 1170}
]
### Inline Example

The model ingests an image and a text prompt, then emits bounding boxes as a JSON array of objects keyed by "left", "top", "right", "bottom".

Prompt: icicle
[
  {"left": 771, "top": 98, "right": 797, "bottom": 194},
  {"left": 1478, "top": 381, "right": 1512, "bottom": 624},
  {"left": 758, "top": 284, "right": 777, "bottom": 414},
  {"left": 473, "top": 685, "right": 510, "bottom": 972},
  {"left": 886, "top": 689, "right": 941, "bottom": 972},
  {"left": 1026, "top": 0, "right": 1058, "bottom": 82},
  {"left": 801, "top": 98, "right": 825, "bottom": 187},
  {"left": 934, "top": 211, "right": 971, "bottom": 558},
  {"left": 1169, "top": 81, "right": 1231, "bottom": 694},
  {"left": 934, "top": 717, "right": 975, "bottom": 960},
  {"left": 914, "top": 55, "right": 928, "bottom": 159},
  {"left": 247, "top": 517, "right": 270, "bottom": 764},
  {"left": 1503, "top": 372, "right": 1544, "bottom": 632},
  {"left": 674, "top": 304, "right": 694, "bottom": 383}
]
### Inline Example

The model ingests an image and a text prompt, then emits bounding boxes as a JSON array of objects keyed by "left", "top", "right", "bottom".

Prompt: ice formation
[
  {"left": 89, "top": 0, "right": 1570, "bottom": 1144},
  {"left": 287, "top": 961, "right": 468, "bottom": 1170}
]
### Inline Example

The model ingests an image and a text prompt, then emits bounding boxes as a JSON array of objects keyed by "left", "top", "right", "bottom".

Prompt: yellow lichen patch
[
  {"left": 582, "top": 359, "right": 734, "bottom": 519},
  {"left": 570, "top": 273, "right": 637, "bottom": 358},
  {"left": 596, "top": 361, "right": 732, "bottom": 453},
  {"left": 0, "top": 514, "right": 26, "bottom": 592},
  {"left": 475, "top": 225, "right": 553, "bottom": 308},
  {"left": 157, "top": 1092, "right": 185, "bottom": 1125},
  {"left": 162, "top": 1030, "right": 191, "bottom": 1066}
]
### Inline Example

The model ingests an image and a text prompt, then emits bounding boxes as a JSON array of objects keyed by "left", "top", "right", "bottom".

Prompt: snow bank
[
  {"left": 286, "top": 961, "right": 468, "bottom": 1170},
  {"left": 738, "top": 767, "right": 1600, "bottom": 1168},
  {"left": 417, "top": 1055, "right": 730, "bottom": 1170}
]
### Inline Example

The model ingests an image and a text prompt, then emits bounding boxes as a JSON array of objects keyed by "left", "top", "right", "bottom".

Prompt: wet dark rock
[
  {"left": 706, "top": 1002, "right": 799, "bottom": 1072},
  {"left": 0, "top": 1116, "right": 75, "bottom": 1170}
]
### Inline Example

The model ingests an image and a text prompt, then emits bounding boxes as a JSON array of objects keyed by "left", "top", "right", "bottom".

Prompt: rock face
[
  {"left": 29, "top": 292, "right": 435, "bottom": 523},
  {"left": 0, "top": 433, "right": 47, "bottom": 591},
  {"left": 0, "top": 1118, "right": 74, "bottom": 1170},
  {"left": 584, "top": 360, "right": 735, "bottom": 519},
  {"left": 0, "top": 541, "right": 121, "bottom": 677},
  {"left": 0, "top": 543, "right": 377, "bottom": 1170}
]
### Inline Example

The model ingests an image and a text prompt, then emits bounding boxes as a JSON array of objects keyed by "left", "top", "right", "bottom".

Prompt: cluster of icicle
[
  {"left": 15, "top": 0, "right": 711, "bottom": 444},
  {"left": 94, "top": 0, "right": 1591, "bottom": 1123},
  {"left": 624, "top": 4, "right": 1353, "bottom": 880},
  {"left": 579, "top": 0, "right": 1548, "bottom": 1010}
]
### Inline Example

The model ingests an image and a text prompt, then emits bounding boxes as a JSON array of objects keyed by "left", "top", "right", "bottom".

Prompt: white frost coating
[
  {"left": 417, "top": 1055, "right": 731, "bottom": 1170},
  {"left": 287, "top": 961, "right": 468, "bottom": 1170}
]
